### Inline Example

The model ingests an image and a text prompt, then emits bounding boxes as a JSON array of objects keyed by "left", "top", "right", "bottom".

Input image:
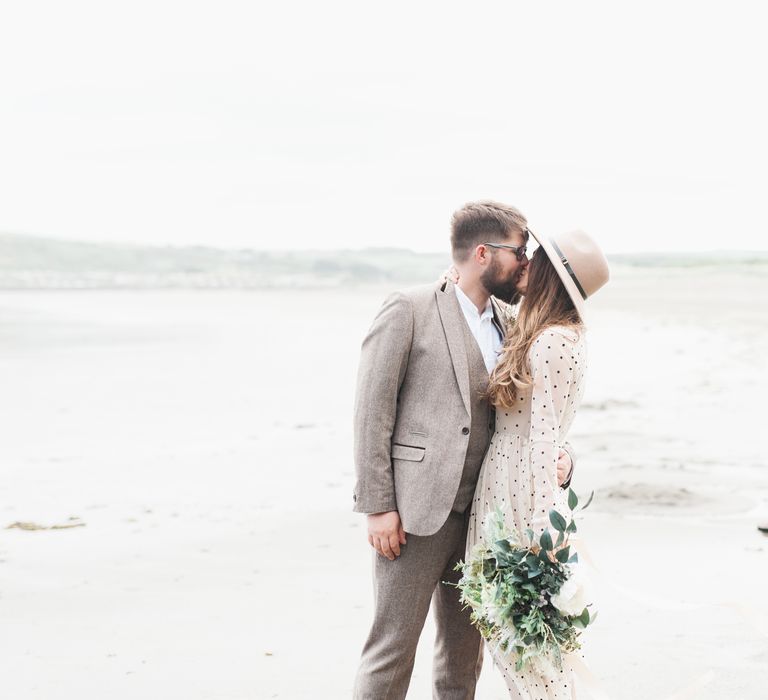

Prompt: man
[{"left": 352, "top": 201, "right": 574, "bottom": 699}]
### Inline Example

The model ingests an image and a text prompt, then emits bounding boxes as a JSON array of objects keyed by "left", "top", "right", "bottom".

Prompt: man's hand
[
  {"left": 367, "top": 511, "right": 407, "bottom": 561},
  {"left": 557, "top": 448, "right": 573, "bottom": 487}
]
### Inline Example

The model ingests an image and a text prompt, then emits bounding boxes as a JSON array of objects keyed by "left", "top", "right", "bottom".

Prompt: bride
[{"left": 466, "top": 229, "right": 609, "bottom": 699}]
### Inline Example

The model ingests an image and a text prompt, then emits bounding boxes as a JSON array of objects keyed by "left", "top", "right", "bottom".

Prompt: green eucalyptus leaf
[
  {"left": 555, "top": 546, "right": 570, "bottom": 563},
  {"left": 581, "top": 490, "right": 595, "bottom": 511},
  {"left": 578, "top": 607, "right": 590, "bottom": 627},
  {"left": 539, "top": 530, "right": 553, "bottom": 551},
  {"left": 551, "top": 644, "right": 563, "bottom": 670},
  {"left": 555, "top": 530, "right": 565, "bottom": 548},
  {"left": 568, "top": 553, "right": 579, "bottom": 564},
  {"left": 567, "top": 488, "right": 578, "bottom": 510},
  {"left": 566, "top": 519, "right": 578, "bottom": 533},
  {"left": 549, "top": 510, "right": 567, "bottom": 532},
  {"left": 525, "top": 528, "right": 535, "bottom": 545},
  {"left": 525, "top": 554, "right": 540, "bottom": 570}
]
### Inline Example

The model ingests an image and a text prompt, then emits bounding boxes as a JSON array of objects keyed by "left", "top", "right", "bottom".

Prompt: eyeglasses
[{"left": 483, "top": 242, "right": 528, "bottom": 261}]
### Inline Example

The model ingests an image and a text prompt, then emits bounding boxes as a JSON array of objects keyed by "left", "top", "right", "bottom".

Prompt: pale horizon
[{"left": 3, "top": 228, "right": 767, "bottom": 258}]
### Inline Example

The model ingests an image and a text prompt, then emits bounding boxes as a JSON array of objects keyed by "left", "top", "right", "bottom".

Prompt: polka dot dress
[{"left": 467, "top": 326, "right": 587, "bottom": 699}]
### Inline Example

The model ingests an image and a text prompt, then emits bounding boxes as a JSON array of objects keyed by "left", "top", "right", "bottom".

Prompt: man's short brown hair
[{"left": 450, "top": 200, "right": 528, "bottom": 262}]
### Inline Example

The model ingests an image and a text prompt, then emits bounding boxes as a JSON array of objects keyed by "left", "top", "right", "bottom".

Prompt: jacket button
[{"left": 462, "top": 427, "right": 469, "bottom": 435}]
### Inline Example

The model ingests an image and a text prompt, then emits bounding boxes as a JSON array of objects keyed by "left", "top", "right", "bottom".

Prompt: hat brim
[{"left": 527, "top": 230, "right": 587, "bottom": 322}]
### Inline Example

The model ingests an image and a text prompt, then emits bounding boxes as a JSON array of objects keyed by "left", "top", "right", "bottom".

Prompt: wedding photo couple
[
  {"left": 351, "top": 200, "right": 609, "bottom": 699},
  {"left": 4, "top": 1, "right": 768, "bottom": 697}
]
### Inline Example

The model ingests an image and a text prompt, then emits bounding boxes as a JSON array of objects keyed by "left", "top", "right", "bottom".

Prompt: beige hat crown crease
[{"left": 528, "top": 228, "right": 610, "bottom": 320}]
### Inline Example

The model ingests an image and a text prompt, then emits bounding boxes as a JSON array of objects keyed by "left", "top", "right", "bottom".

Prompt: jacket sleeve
[
  {"left": 352, "top": 292, "right": 414, "bottom": 514},
  {"left": 528, "top": 330, "right": 574, "bottom": 536}
]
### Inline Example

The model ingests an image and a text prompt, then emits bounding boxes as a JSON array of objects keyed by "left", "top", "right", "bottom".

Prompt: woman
[{"left": 466, "top": 229, "right": 609, "bottom": 699}]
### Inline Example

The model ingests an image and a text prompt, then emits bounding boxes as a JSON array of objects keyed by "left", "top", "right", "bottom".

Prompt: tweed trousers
[{"left": 352, "top": 509, "right": 484, "bottom": 700}]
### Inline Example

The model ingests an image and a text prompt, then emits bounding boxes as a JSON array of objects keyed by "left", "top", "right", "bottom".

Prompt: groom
[{"left": 352, "top": 201, "right": 575, "bottom": 699}]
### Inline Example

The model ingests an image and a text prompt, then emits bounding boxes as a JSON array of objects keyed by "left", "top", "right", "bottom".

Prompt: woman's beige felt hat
[{"left": 527, "top": 228, "right": 610, "bottom": 321}]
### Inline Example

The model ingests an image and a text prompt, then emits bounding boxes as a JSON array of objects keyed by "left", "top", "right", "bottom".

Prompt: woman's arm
[{"left": 528, "top": 329, "right": 577, "bottom": 535}]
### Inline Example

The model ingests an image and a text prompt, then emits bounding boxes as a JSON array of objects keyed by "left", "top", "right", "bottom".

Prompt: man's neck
[{"left": 456, "top": 278, "right": 490, "bottom": 314}]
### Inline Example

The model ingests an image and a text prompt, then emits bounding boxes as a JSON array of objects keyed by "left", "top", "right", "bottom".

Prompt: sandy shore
[{"left": 1, "top": 265, "right": 767, "bottom": 698}]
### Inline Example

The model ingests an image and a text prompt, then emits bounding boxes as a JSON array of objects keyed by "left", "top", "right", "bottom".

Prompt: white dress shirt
[{"left": 454, "top": 285, "right": 503, "bottom": 373}]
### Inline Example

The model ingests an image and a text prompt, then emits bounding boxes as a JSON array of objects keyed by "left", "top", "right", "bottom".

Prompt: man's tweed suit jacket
[{"left": 352, "top": 280, "right": 512, "bottom": 536}]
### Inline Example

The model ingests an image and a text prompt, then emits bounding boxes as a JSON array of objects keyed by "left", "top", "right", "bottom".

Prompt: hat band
[{"left": 550, "top": 239, "right": 588, "bottom": 300}]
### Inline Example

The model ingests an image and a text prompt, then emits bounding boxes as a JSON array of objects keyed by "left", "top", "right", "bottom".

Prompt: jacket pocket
[{"left": 391, "top": 444, "right": 426, "bottom": 462}]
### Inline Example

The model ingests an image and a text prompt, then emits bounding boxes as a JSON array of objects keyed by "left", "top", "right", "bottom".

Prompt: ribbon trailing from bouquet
[{"left": 564, "top": 538, "right": 767, "bottom": 699}]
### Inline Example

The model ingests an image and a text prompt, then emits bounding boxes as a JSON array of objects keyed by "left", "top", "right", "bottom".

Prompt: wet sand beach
[{"left": 1, "top": 263, "right": 767, "bottom": 698}]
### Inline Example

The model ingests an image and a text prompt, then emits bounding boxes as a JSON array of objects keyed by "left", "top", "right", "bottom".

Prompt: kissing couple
[{"left": 351, "top": 200, "right": 609, "bottom": 699}]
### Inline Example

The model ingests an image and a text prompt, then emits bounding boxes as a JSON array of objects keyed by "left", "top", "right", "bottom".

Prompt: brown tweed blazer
[{"left": 352, "top": 280, "right": 511, "bottom": 536}]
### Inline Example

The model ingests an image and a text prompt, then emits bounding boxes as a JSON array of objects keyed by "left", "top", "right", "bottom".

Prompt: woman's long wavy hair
[{"left": 488, "top": 247, "right": 582, "bottom": 408}]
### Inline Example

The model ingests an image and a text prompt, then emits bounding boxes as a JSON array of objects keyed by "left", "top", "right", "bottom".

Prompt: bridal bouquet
[{"left": 454, "top": 489, "right": 595, "bottom": 673}]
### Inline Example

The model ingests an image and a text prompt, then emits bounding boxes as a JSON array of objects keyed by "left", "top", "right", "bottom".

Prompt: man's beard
[{"left": 481, "top": 257, "right": 522, "bottom": 305}]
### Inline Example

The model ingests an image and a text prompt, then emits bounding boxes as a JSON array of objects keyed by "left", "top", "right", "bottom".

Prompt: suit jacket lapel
[{"left": 436, "top": 281, "right": 471, "bottom": 416}]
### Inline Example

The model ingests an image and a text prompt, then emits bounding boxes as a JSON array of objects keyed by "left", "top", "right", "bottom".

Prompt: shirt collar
[{"left": 455, "top": 284, "right": 494, "bottom": 322}]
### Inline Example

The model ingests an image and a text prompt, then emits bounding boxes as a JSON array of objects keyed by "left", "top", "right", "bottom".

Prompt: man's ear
[{"left": 474, "top": 244, "right": 490, "bottom": 266}]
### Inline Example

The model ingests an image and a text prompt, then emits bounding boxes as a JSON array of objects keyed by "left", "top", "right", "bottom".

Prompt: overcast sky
[{"left": 1, "top": 2, "right": 765, "bottom": 254}]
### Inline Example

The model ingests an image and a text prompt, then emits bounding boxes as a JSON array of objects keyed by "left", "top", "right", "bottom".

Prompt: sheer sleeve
[{"left": 528, "top": 329, "right": 576, "bottom": 536}]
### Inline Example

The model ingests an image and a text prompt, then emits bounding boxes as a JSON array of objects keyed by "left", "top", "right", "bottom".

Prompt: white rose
[
  {"left": 550, "top": 565, "right": 592, "bottom": 617},
  {"left": 480, "top": 585, "right": 498, "bottom": 620}
]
